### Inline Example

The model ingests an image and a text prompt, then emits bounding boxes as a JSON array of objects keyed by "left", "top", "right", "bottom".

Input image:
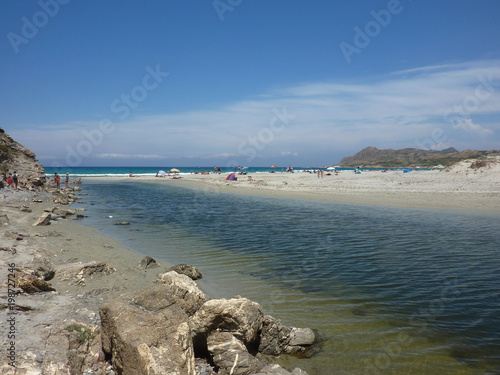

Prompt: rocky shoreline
[{"left": 1, "top": 187, "right": 316, "bottom": 375}]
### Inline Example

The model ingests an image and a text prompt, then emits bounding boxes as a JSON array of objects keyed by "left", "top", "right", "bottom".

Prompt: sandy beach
[{"left": 97, "top": 160, "right": 500, "bottom": 212}]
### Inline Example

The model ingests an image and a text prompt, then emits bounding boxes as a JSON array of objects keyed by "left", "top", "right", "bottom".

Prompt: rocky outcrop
[
  {"left": 0, "top": 127, "right": 46, "bottom": 188},
  {"left": 100, "top": 267, "right": 315, "bottom": 375},
  {"left": 338, "top": 146, "right": 500, "bottom": 168}
]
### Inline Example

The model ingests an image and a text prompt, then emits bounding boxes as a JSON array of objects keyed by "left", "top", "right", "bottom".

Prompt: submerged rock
[{"left": 259, "top": 315, "right": 316, "bottom": 356}]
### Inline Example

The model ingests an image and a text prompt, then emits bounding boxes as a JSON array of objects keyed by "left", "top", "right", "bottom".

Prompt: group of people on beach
[
  {"left": 52, "top": 172, "right": 80, "bottom": 188},
  {"left": 2, "top": 171, "right": 19, "bottom": 189}
]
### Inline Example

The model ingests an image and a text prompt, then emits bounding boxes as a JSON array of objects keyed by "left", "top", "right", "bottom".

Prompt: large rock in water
[
  {"left": 100, "top": 284, "right": 198, "bottom": 375},
  {"left": 0, "top": 127, "right": 46, "bottom": 188},
  {"left": 259, "top": 315, "right": 316, "bottom": 356},
  {"left": 190, "top": 297, "right": 264, "bottom": 350}
]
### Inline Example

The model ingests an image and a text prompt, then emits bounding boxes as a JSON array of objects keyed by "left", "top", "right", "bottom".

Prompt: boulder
[
  {"left": 258, "top": 316, "right": 316, "bottom": 356},
  {"left": 288, "top": 327, "right": 316, "bottom": 347},
  {"left": 207, "top": 331, "right": 264, "bottom": 375},
  {"left": 138, "top": 255, "right": 159, "bottom": 269},
  {"left": 167, "top": 263, "right": 203, "bottom": 280},
  {"left": 190, "top": 297, "right": 263, "bottom": 349},
  {"left": 156, "top": 271, "right": 208, "bottom": 315},
  {"left": 53, "top": 207, "right": 75, "bottom": 218},
  {"left": 100, "top": 285, "right": 196, "bottom": 375},
  {"left": 32, "top": 212, "right": 52, "bottom": 226}
]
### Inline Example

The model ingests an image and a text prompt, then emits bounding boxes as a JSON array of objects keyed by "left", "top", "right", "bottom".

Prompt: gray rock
[
  {"left": 168, "top": 263, "right": 203, "bottom": 280},
  {"left": 32, "top": 212, "right": 52, "bottom": 226},
  {"left": 258, "top": 316, "right": 316, "bottom": 356},
  {"left": 288, "top": 327, "right": 316, "bottom": 346},
  {"left": 138, "top": 256, "right": 159, "bottom": 269}
]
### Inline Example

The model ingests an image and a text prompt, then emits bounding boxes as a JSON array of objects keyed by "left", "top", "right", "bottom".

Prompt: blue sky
[{"left": 1, "top": 0, "right": 499, "bottom": 167}]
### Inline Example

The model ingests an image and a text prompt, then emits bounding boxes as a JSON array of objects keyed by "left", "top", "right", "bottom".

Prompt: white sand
[{"left": 93, "top": 159, "right": 500, "bottom": 212}]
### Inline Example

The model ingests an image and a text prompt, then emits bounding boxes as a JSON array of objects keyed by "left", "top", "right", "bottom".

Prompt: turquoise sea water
[
  {"left": 44, "top": 165, "right": 419, "bottom": 179},
  {"left": 69, "top": 178, "right": 500, "bottom": 374}
]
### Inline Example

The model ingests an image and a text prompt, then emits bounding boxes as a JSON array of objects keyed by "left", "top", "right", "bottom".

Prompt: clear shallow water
[{"left": 74, "top": 181, "right": 500, "bottom": 375}]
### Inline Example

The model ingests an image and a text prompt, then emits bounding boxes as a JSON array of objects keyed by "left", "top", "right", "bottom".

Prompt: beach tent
[
  {"left": 158, "top": 170, "right": 167, "bottom": 176},
  {"left": 226, "top": 172, "right": 237, "bottom": 181},
  {"left": 403, "top": 168, "right": 412, "bottom": 173}
]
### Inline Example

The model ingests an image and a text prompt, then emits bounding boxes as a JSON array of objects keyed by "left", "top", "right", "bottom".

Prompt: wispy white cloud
[{"left": 10, "top": 59, "right": 500, "bottom": 166}]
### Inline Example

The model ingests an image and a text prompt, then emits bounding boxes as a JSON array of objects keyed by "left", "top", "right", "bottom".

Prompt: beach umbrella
[
  {"left": 326, "top": 167, "right": 336, "bottom": 170},
  {"left": 170, "top": 168, "right": 180, "bottom": 173},
  {"left": 271, "top": 165, "right": 277, "bottom": 168},
  {"left": 158, "top": 170, "right": 167, "bottom": 176}
]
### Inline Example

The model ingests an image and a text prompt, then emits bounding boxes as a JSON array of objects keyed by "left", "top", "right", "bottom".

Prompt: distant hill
[
  {"left": 338, "top": 146, "right": 499, "bottom": 168},
  {"left": 0, "top": 127, "right": 46, "bottom": 188}
]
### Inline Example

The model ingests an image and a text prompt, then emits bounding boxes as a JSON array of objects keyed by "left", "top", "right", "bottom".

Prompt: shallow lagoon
[{"left": 77, "top": 181, "right": 500, "bottom": 374}]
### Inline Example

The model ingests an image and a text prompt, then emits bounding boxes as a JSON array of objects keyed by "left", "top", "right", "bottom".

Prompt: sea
[
  {"left": 45, "top": 167, "right": 500, "bottom": 374},
  {"left": 45, "top": 165, "right": 366, "bottom": 178}
]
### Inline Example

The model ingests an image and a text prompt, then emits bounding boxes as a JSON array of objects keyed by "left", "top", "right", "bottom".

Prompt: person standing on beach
[
  {"left": 54, "top": 173, "right": 61, "bottom": 189},
  {"left": 12, "top": 171, "right": 18, "bottom": 190},
  {"left": 65, "top": 173, "right": 70, "bottom": 187}
]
